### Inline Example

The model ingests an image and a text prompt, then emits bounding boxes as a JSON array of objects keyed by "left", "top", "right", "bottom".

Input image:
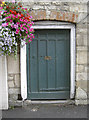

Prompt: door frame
[{"left": 21, "top": 21, "right": 76, "bottom": 100}]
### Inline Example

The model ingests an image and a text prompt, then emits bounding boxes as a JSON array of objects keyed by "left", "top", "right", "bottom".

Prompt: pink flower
[
  {"left": 12, "top": 15, "right": 15, "bottom": 18},
  {"left": 0, "top": 7, "right": 3, "bottom": 9},
  {"left": 29, "top": 40, "right": 32, "bottom": 42},
  {"left": 31, "top": 34, "right": 33, "bottom": 36},
  {"left": 20, "top": 24, "right": 23, "bottom": 27},
  {"left": 23, "top": 27, "right": 27, "bottom": 31},
  {"left": 23, "top": 23, "right": 26, "bottom": 26},
  {"left": 2, "top": 23, "right": 8, "bottom": 27},
  {"left": 26, "top": 31, "right": 28, "bottom": 34},
  {"left": 11, "top": 24, "right": 13, "bottom": 28},
  {"left": 16, "top": 22, "right": 20, "bottom": 25},
  {"left": 20, "top": 18, "right": 23, "bottom": 22},
  {"left": 16, "top": 29, "right": 19, "bottom": 32},
  {"left": 29, "top": 28, "right": 33, "bottom": 32},
  {"left": 20, "top": 28, "right": 22, "bottom": 31},
  {"left": 16, "top": 29, "right": 19, "bottom": 34},
  {"left": 33, "top": 36, "right": 34, "bottom": 38},
  {"left": 32, "top": 22, "right": 34, "bottom": 24},
  {"left": 10, "top": 19, "right": 12, "bottom": 22},
  {"left": 27, "top": 25, "right": 30, "bottom": 28},
  {"left": 25, "top": 8, "right": 27, "bottom": 10},
  {"left": 12, "top": 0, "right": 15, "bottom": 3},
  {"left": 15, "top": 31, "right": 18, "bottom": 34},
  {"left": 28, "top": 35, "right": 30, "bottom": 37},
  {"left": 4, "top": 11, "right": 7, "bottom": 13},
  {"left": 24, "top": 19, "right": 27, "bottom": 22},
  {"left": 14, "top": 24, "right": 18, "bottom": 29},
  {"left": 30, "top": 16, "right": 32, "bottom": 19}
]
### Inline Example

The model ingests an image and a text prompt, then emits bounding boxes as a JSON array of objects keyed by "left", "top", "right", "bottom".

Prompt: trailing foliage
[{"left": 0, "top": 1, "right": 34, "bottom": 56}]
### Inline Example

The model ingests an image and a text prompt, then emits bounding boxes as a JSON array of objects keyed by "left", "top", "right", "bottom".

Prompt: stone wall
[
  {"left": 7, "top": 47, "right": 21, "bottom": 106},
  {"left": 7, "top": 0, "right": 88, "bottom": 106}
]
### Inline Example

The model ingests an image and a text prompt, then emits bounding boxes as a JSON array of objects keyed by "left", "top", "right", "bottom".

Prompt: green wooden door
[{"left": 27, "top": 29, "right": 70, "bottom": 99}]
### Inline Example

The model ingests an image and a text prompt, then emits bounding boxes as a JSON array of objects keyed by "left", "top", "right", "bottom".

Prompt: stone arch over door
[{"left": 30, "top": 10, "right": 78, "bottom": 23}]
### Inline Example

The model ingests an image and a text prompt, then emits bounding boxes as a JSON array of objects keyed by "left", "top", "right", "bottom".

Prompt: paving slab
[{"left": 2, "top": 104, "right": 87, "bottom": 118}]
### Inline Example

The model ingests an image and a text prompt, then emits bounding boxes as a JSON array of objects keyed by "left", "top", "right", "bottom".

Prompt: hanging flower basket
[{"left": 0, "top": 1, "right": 34, "bottom": 56}]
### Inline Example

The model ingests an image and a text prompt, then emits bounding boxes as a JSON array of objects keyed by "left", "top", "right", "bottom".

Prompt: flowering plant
[{"left": 0, "top": 1, "right": 34, "bottom": 56}]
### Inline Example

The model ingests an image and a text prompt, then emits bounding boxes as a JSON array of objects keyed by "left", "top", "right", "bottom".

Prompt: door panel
[{"left": 27, "top": 29, "right": 70, "bottom": 99}]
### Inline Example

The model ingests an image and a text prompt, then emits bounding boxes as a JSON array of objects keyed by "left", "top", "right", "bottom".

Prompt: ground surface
[{"left": 2, "top": 104, "right": 87, "bottom": 118}]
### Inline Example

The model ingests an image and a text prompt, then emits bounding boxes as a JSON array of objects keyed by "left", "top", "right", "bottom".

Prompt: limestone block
[
  {"left": 77, "top": 46, "right": 87, "bottom": 51},
  {"left": 76, "top": 80, "right": 87, "bottom": 92},
  {"left": 83, "top": 36, "right": 87, "bottom": 46},
  {"left": 77, "top": 51, "right": 87, "bottom": 64},
  {"left": 88, "top": 53, "right": 89, "bottom": 64},
  {"left": 76, "top": 87, "right": 87, "bottom": 99},
  {"left": 8, "top": 75, "right": 14, "bottom": 81},
  {"left": 8, "top": 81, "right": 14, "bottom": 88},
  {"left": 84, "top": 65, "right": 89, "bottom": 73},
  {"left": 9, "top": 88, "right": 20, "bottom": 94},
  {"left": 32, "top": 5, "right": 44, "bottom": 10},
  {"left": 7, "top": 54, "right": 20, "bottom": 74},
  {"left": 38, "top": 2, "right": 51, "bottom": 5},
  {"left": 70, "top": 4, "right": 87, "bottom": 13},
  {"left": 76, "top": 73, "right": 87, "bottom": 81},
  {"left": 9, "top": 94, "right": 18, "bottom": 101},
  {"left": 75, "top": 100, "right": 87, "bottom": 105},
  {"left": 14, "top": 74, "right": 20, "bottom": 87},
  {"left": 51, "top": 1, "right": 61, "bottom": 6},
  {"left": 76, "top": 28, "right": 87, "bottom": 34},
  {"left": 76, "top": 65, "right": 84, "bottom": 72},
  {"left": 76, "top": 37, "right": 84, "bottom": 46},
  {"left": 45, "top": 5, "right": 57, "bottom": 10}
]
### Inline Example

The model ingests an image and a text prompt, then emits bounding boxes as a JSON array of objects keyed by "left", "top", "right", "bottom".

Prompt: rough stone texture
[
  {"left": 75, "top": 100, "right": 87, "bottom": 105},
  {"left": 76, "top": 87, "right": 87, "bottom": 99},
  {"left": 7, "top": 54, "right": 20, "bottom": 74},
  {"left": 7, "top": 53, "right": 21, "bottom": 107},
  {"left": 7, "top": 1, "right": 88, "bottom": 106}
]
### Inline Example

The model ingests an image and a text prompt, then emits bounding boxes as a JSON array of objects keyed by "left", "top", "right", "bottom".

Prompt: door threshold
[{"left": 23, "top": 100, "right": 75, "bottom": 105}]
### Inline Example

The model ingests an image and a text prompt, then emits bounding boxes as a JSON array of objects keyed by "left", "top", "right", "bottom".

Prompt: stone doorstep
[
  {"left": 9, "top": 100, "right": 75, "bottom": 107},
  {"left": 9, "top": 99, "right": 88, "bottom": 108},
  {"left": 23, "top": 100, "right": 75, "bottom": 105}
]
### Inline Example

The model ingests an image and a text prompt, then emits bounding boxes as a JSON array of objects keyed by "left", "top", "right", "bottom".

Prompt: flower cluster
[{"left": 0, "top": 1, "right": 34, "bottom": 56}]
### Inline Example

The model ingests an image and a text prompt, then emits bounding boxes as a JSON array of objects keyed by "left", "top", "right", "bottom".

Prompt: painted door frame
[{"left": 21, "top": 21, "right": 76, "bottom": 100}]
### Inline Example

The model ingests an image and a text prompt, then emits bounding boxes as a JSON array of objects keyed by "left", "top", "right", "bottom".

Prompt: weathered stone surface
[
  {"left": 7, "top": 54, "right": 20, "bottom": 74},
  {"left": 76, "top": 73, "right": 87, "bottom": 81},
  {"left": 30, "top": 10, "right": 46, "bottom": 20},
  {"left": 75, "top": 100, "right": 87, "bottom": 105},
  {"left": 76, "top": 65, "right": 84, "bottom": 73},
  {"left": 14, "top": 74, "right": 20, "bottom": 87},
  {"left": 76, "top": 46, "right": 87, "bottom": 51},
  {"left": 32, "top": 5, "right": 44, "bottom": 10},
  {"left": 9, "top": 88, "right": 20, "bottom": 94},
  {"left": 9, "top": 94, "right": 18, "bottom": 101},
  {"left": 8, "top": 75, "right": 14, "bottom": 81},
  {"left": 9, "top": 100, "right": 22, "bottom": 107},
  {"left": 76, "top": 80, "right": 87, "bottom": 92},
  {"left": 76, "top": 87, "right": 87, "bottom": 99},
  {"left": 50, "top": 10, "right": 78, "bottom": 23},
  {"left": 8, "top": 81, "right": 14, "bottom": 88},
  {"left": 76, "top": 36, "right": 84, "bottom": 46},
  {"left": 85, "top": 66, "right": 89, "bottom": 73},
  {"left": 77, "top": 51, "right": 87, "bottom": 64}
]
